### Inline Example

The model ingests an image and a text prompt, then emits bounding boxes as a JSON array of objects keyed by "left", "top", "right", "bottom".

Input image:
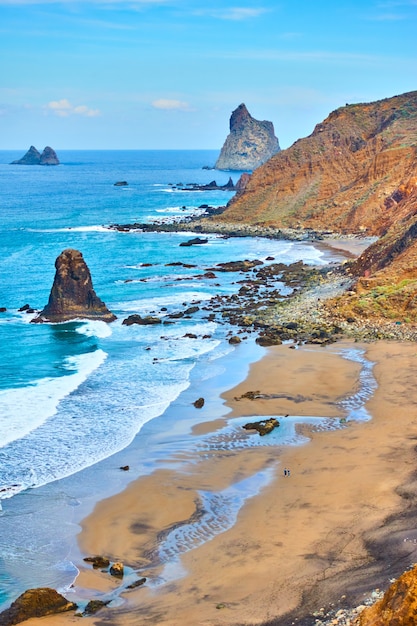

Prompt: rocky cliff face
[
  {"left": 355, "top": 564, "right": 417, "bottom": 625},
  {"left": 34, "top": 249, "right": 116, "bottom": 323},
  {"left": 215, "top": 104, "right": 280, "bottom": 170},
  {"left": 216, "top": 91, "right": 417, "bottom": 234},
  {"left": 11, "top": 146, "right": 59, "bottom": 165},
  {"left": 210, "top": 92, "right": 417, "bottom": 322}
]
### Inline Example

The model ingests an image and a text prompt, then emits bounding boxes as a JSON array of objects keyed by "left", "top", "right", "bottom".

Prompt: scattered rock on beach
[
  {"left": 83, "top": 555, "right": 110, "bottom": 569},
  {"left": 193, "top": 397, "right": 205, "bottom": 408},
  {"left": 126, "top": 577, "right": 147, "bottom": 589},
  {"left": 243, "top": 418, "right": 279, "bottom": 436},
  {"left": 0, "top": 588, "right": 77, "bottom": 625},
  {"left": 109, "top": 562, "right": 124, "bottom": 578},
  {"left": 82, "top": 599, "right": 111, "bottom": 616}
]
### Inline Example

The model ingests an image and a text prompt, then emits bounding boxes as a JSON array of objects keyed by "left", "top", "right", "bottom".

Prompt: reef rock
[
  {"left": 0, "top": 587, "right": 77, "bottom": 625},
  {"left": 10, "top": 146, "right": 59, "bottom": 165},
  {"left": 215, "top": 103, "right": 280, "bottom": 171},
  {"left": 33, "top": 248, "right": 116, "bottom": 323},
  {"left": 355, "top": 564, "right": 417, "bottom": 625}
]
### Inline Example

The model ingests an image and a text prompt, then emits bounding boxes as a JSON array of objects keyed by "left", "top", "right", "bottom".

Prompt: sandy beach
[{"left": 23, "top": 338, "right": 417, "bottom": 626}]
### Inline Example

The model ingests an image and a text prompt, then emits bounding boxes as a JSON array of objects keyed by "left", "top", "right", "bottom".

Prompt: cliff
[
  {"left": 34, "top": 249, "right": 116, "bottom": 323},
  {"left": 215, "top": 103, "right": 280, "bottom": 170},
  {"left": 355, "top": 564, "right": 417, "bottom": 625},
  {"left": 11, "top": 146, "right": 59, "bottom": 165},
  {"left": 208, "top": 92, "right": 417, "bottom": 322},
  {"left": 215, "top": 91, "right": 417, "bottom": 234}
]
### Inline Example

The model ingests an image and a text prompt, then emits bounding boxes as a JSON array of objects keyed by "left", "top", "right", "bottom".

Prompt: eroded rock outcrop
[
  {"left": 11, "top": 146, "right": 59, "bottom": 165},
  {"left": 33, "top": 249, "right": 116, "bottom": 323},
  {"left": 354, "top": 564, "right": 417, "bottom": 625},
  {"left": 215, "top": 104, "right": 280, "bottom": 170},
  {"left": 0, "top": 587, "right": 77, "bottom": 625}
]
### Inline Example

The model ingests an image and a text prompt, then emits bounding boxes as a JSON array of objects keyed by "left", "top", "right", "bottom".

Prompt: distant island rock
[
  {"left": 10, "top": 145, "right": 60, "bottom": 166},
  {"left": 215, "top": 104, "right": 280, "bottom": 171},
  {"left": 33, "top": 248, "right": 116, "bottom": 323}
]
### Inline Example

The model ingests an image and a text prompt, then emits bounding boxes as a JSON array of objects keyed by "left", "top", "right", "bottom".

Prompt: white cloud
[
  {"left": 44, "top": 99, "right": 100, "bottom": 117},
  {"left": 151, "top": 99, "right": 192, "bottom": 111},
  {"left": 194, "top": 7, "right": 268, "bottom": 20}
]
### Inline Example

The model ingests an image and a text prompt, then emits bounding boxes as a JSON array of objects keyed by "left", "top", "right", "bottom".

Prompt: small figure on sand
[{"left": 284, "top": 468, "right": 291, "bottom": 477}]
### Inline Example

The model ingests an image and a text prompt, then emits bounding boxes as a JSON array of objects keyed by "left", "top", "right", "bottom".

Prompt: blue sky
[{"left": 1, "top": 0, "right": 416, "bottom": 150}]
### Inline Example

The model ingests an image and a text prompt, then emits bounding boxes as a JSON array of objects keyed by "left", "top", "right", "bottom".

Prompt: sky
[{"left": 1, "top": 0, "right": 416, "bottom": 150}]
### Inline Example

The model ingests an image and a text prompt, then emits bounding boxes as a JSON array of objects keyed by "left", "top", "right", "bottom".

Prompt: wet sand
[{"left": 24, "top": 339, "right": 417, "bottom": 626}]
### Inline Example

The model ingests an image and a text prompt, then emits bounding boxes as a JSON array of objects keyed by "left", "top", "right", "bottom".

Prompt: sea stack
[
  {"left": 11, "top": 146, "right": 60, "bottom": 165},
  {"left": 33, "top": 249, "right": 116, "bottom": 323},
  {"left": 215, "top": 104, "right": 280, "bottom": 171}
]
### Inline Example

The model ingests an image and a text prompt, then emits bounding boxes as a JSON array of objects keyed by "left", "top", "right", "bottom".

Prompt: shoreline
[
  {"left": 21, "top": 338, "right": 417, "bottom": 626},
  {"left": 7, "top": 234, "right": 417, "bottom": 626}
]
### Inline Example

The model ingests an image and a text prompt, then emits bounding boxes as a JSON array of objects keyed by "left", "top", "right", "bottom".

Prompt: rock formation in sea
[
  {"left": 33, "top": 248, "right": 116, "bottom": 323},
  {"left": 39, "top": 146, "right": 60, "bottom": 165},
  {"left": 10, "top": 145, "right": 59, "bottom": 165},
  {"left": 215, "top": 103, "right": 280, "bottom": 171}
]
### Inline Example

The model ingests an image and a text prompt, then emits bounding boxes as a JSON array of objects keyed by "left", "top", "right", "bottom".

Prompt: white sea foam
[
  {"left": 75, "top": 320, "right": 113, "bottom": 339},
  {"left": 0, "top": 350, "right": 107, "bottom": 450},
  {"left": 26, "top": 225, "right": 110, "bottom": 233},
  {"left": 116, "top": 291, "right": 213, "bottom": 313}
]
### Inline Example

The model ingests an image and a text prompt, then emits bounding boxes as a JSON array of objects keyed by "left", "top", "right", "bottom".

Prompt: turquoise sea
[{"left": 0, "top": 150, "right": 376, "bottom": 610}]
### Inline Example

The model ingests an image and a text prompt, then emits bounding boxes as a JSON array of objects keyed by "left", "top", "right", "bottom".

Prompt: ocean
[{"left": 0, "top": 150, "right": 374, "bottom": 610}]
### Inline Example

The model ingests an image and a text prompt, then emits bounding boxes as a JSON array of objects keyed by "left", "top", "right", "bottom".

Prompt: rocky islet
[{"left": 10, "top": 145, "right": 60, "bottom": 165}]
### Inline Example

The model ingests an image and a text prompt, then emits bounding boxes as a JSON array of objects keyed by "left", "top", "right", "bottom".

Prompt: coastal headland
[{"left": 7, "top": 91, "right": 417, "bottom": 625}]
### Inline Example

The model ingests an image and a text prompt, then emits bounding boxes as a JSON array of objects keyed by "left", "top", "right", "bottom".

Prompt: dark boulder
[
  {"left": 0, "top": 588, "right": 77, "bottom": 625},
  {"left": 33, "top": 249, "right": 116, "bottom": 323},
  {"left": 243, "top": 418, "right": 279, "bottom": 436},
  {"left": 179, "top": 237, "right": 208, "bottom": 247},
  {"left": 122, "top": 314, "right": 161, "bottom": 326},
  {"left": 83, "top": 599, "right": 110, "bottom": 616},
  {"left": 83, "top": 555, "right": 110, "bottom": 568}
]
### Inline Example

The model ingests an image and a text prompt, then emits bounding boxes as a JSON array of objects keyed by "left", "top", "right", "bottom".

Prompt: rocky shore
[{"left": 106, "top": 217, "right": 417, "bottom": 345}]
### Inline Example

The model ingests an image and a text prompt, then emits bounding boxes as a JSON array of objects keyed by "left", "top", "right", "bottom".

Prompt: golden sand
[{"left": 24, "top": 340, "right": 417, "bottom": 625}]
